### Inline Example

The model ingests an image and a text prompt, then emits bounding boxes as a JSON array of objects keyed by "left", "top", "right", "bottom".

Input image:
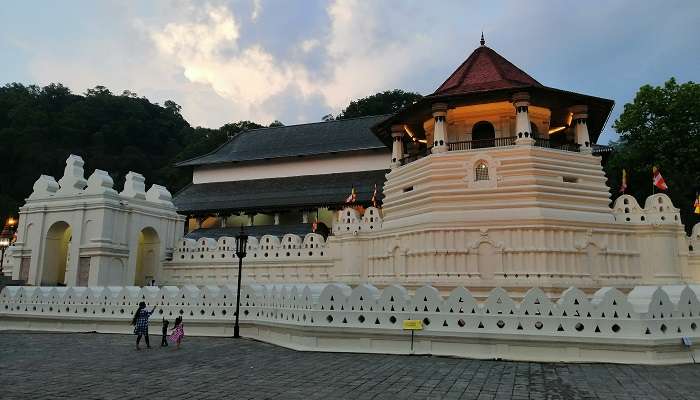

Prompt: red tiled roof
[{"left": 433, "top": 45, "right": 541, "bottom": 96}]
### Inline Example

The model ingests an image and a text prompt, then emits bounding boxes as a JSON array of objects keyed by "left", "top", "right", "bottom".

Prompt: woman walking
[{"left": 132, "top": 301, "right": 157, "bottom": 350}]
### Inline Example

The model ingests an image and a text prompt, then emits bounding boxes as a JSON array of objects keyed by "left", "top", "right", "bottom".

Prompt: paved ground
[{"left": 1, "top": 332, "right": 699, "bottom": 400}]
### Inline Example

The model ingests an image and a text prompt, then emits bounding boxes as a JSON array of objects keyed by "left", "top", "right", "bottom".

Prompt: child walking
[
  {"left": 160, "top": 318, "right": 169, "bottom": 347},
  {"left": 168, "top": 316, "right": 185, "bottom": 349}
]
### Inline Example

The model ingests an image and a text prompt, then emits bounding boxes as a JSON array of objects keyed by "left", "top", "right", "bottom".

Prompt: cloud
[
  {"left": 251, "top": 0, "right": 262, "bottom": 21},
  {"left": 9, "top": 0, "right": 698, "bottom": 137},
  {"left": 300, "top": 39, "right": 320, "bottom": 53},
  {"left": 145, "top": 0, "right": 434, "bottom": 122},
  {"left": 148, "top": 3, "right": 315, "bottom": 122}
]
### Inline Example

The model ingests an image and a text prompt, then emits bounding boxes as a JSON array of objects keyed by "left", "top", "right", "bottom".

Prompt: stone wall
[
  {"left": 163, "top": 233, "right": 331, "bottom": 285},
  {"left": 2, "top": 283, "right": 700, "bottom": 364}
]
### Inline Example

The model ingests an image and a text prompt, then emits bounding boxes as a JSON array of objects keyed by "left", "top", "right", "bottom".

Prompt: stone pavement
[{"left": 1, "top": 331, "right": 699, "bottom": 400}]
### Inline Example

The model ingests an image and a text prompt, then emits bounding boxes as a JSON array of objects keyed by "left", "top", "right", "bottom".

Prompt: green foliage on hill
[
  {"left": 0, "top": 83, "right": 264, "bottom": 222},
  {"left": 331, "top": 89, "right": 422, "bottom": 120},
  {"left": 605, "top": 78, "right": 700, "bottom": 231}
]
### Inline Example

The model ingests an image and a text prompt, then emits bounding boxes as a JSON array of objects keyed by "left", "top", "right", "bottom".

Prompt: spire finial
[{"left": 480, "top": 32, "right": 485, "bottom": 46}]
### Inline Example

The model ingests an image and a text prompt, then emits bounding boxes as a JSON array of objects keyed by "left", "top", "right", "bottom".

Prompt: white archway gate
[{"left": 5, "top": 155, "right": 184, "bottom": 286}]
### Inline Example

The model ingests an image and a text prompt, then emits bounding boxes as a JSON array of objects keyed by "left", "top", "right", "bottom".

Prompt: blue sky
[{"left": 1, "top": 0, "right": 699, "bottom": 143}]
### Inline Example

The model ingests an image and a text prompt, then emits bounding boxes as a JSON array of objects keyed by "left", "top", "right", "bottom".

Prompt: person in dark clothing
[
  {"left": 161, "top": 318, "right": 169, "bottom": 347},
  {"left": 131, "top": 301, "right": 157, "bottom": 350}
]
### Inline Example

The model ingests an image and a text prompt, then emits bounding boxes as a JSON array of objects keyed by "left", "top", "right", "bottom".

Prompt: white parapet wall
[
  {"left": 164, "top": 232, "right": 332, "bottom": 284},
  {"left": 2, "top": 283, "right": 700, "bottom": 365}
]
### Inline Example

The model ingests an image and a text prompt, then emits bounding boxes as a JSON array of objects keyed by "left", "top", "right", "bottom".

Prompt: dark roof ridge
[
  {"left": 239, "top": 114, "right": 393, "bottom": 135},
  {"left": 176, "top": 114, "right": 391, "bottom": 167}
]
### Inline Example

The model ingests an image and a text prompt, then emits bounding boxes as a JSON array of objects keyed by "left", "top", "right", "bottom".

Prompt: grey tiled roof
[
  {"left": 177, "top": 115, "right": 391, "bottom": 167},
  {"left": 173, "top": 169, "right": 388, "bottom": 214}
]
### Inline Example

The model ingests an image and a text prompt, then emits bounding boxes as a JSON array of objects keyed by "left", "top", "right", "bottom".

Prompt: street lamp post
[
  {"left": 233, "top": 225, "right": 248, "bottom": 339},
  {"left": 0, "top": 222, "right": 13, "bottom": 275}
]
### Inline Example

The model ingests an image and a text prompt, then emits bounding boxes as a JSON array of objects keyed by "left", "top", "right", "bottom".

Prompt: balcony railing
[
  {"left": 400, "top": 136, "right": 583, "bottom": 166},
  {"left": 448, "top": 136, "right": 516, "bottom": 151}
]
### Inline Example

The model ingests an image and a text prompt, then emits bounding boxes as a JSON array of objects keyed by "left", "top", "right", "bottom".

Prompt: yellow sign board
[{"left": 403, "top": 319, "right": 423, "bottom": 330}]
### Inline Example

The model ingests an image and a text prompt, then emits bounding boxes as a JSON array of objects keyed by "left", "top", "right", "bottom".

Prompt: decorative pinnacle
[{"left": 480, "top": 32, "right": 485, "bottom": 46}]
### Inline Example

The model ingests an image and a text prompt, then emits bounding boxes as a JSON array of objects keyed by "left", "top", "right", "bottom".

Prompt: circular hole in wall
[
  {"left": 535, "top": 321, "right": 543, "bottom": 330},
  {"left": 575, "top": 323, "right": 584, "bottom": 331},
  {"left": 611, "top": 324, "right": 620, "bottom": 333},
  {"left": 422, "top": 317, "right": 431, "bottom": 326},
  {"left": 389, "top": 316, "right": 397, "bottom": 324},
  {"left": 496, "top": 320, "right": 505, "bottom": 329},
  {"left": 326, "top": 315, "right": 333, "bottom": 323},
  {"left": 358, "top": 315, "right": 365, "bottom": 323}
]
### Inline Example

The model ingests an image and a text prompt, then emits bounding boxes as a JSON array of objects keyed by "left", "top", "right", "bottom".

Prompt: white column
[
  {"left": 431, "top": 103, "right": 448, "bottom": 153},
  {"left": 390, "top": 125, "right": 404, "bottom": 168},
  {"left": 219, "top": 214, "right": 227, "bottom": 228},
  {"left": 571, "top": 105, "right": 592, "bottom": 153},
  {"left": 274, "top": 213, "right": 280, "bottom": 225},
  {"left": 248, "top": 214, "right": 255, "bottom": 226},
  {"left": 513, "top": 92, "right": 533, "bottom": 145},
  {"left": 302, "top": 211, "right": 309, "bottom": 224}
]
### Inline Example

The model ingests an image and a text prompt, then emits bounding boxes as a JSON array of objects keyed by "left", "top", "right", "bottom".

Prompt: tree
[
  {"left": 219, "top": 121, "right": 264, "bottom": 138},
  {"left": 605, "top": 78, "right": 700, "bottom": 232},
  {"left": 0, "top": 81, "right": 286, "bottom": 223},
  {"left": 335, "top": 89, "right": 422, "bottom": 119}
]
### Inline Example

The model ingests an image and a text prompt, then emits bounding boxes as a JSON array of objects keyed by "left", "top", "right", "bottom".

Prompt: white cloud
[
  {"left": 145, "top": 0, "right": 434, "bottom": 122},
  {"left": 251, "top": 0, "right": 262, "bottom": 21},
  {"left": 300, "top": 39, "right": 320, "bottom": 53},
  {"left": 148, "top": 4, "right": 314, "bottom": 122}
]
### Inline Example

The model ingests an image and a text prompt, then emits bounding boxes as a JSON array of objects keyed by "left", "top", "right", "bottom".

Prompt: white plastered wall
[
  {"left": 193, "top": 152, "right": 390, "bottom": 184},
  {"left": 3, "top": 156, "right": 185, "bottom": 286}
]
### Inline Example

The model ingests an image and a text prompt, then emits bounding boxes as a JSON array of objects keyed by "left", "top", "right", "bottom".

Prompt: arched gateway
[
  {"left": 135, "top": 227, "right": 160, "bottom": 286},
  {"left": 41, "top": 221, "right": 72, "bottom": 286},
  {"left": 3, "top": 155, "right": 183, "bottom": 287}
]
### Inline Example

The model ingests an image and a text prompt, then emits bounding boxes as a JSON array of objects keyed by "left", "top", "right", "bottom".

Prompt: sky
[{"left": 1, "top": 0, "right": 699, "bottom": 144}]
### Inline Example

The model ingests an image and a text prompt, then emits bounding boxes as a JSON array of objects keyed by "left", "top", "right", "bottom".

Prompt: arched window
[
  {"left": 472, "top": 121, "right": 495, "bottom": 148},
  {"left": 475, "top": 161, "right": 489, "bottom": 181}
]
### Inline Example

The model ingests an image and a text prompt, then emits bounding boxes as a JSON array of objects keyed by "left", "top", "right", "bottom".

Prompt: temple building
[
  {"left": 173, "top": 115, "right": 391, "bottom": 239},
  {"left": 173, "top": 37, "right": 613, "bottom": 242},
  {"left": 3, "top": 38, "right": 698, "bottom": 293},
  {"left": 4, "top": 37, "right": 700, "bottom": 366}
]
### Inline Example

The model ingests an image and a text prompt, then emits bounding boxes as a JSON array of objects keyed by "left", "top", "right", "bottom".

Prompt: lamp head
[
  {"left": 0, "top": 224, "right": 12, "bottom": 249},
  {"left": 235, "top": 225, "right": 248, "bottom": 258}
]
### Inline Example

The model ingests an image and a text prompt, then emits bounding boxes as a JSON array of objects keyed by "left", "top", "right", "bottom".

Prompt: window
[
  {"left": 475, "top": 162, "right": 489, "bottom": 181},
  {"left": 472, "top": 121, "right": 495, "bottom": 148}
]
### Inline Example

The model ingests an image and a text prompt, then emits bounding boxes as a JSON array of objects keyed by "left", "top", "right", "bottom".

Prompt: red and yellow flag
[
  {"left": 694, "top": 193, "right": 700, "bottom": 215},
  {"left": 345, "top": 187, "right": 357, "bottom": 204},
  {"left": 652, "top": 166, "right": 668, "bottom": 191},
  {"left": 370, "top": 183, "right": 378, "bottom": 208}
]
